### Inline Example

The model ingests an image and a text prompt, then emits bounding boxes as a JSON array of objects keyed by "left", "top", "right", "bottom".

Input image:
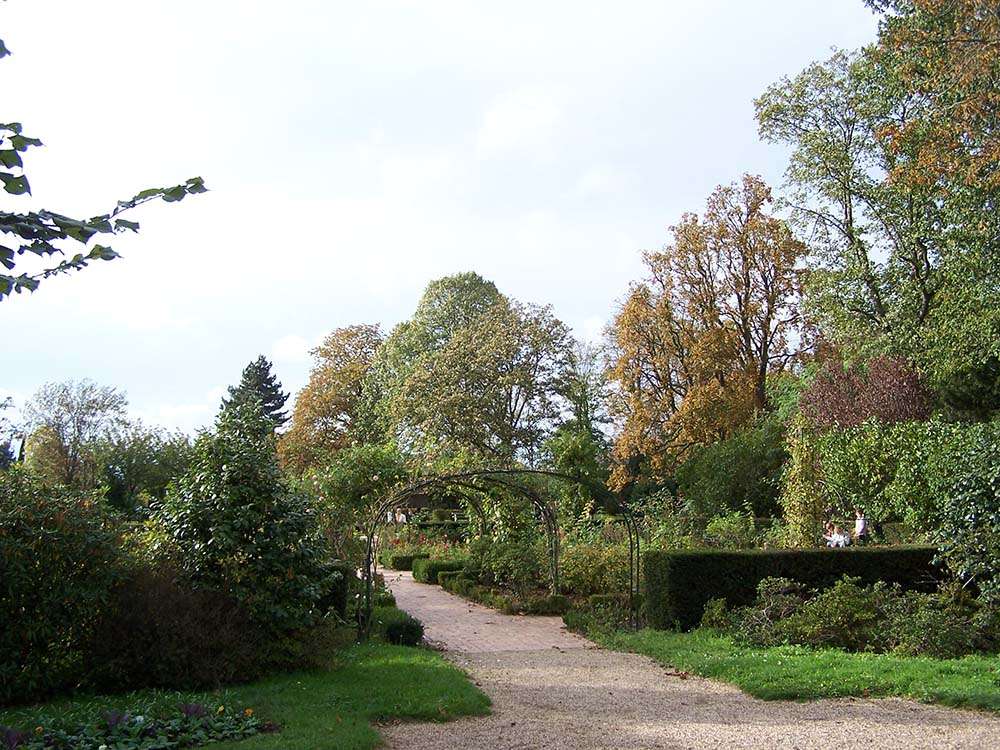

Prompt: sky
[{"left": 2, "top": 0, "right": 879, "bottom": 434}]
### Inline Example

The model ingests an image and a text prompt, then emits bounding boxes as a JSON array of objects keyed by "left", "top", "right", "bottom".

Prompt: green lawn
[
  {"left": 598, "top": 628, "right": 1000, "bottom": 712},
  {"left": 0, "top": 643, "right": 490, "bottom": 750}
]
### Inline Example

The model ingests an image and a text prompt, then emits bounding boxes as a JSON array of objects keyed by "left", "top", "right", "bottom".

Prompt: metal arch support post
[{"left": 618, "top": 500, "right": 642, "bottom": 630}]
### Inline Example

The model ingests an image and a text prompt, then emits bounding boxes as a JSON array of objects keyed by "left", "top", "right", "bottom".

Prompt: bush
[
  {"left": 84, "top": 567, "right": 267, "bottom": 691},
  {"left": 721, "top": 575, "right": 998, "bottom": 659},
  {"left": 412, "top": 557, "right": 468, "bottom": 584},
  {"left": 644, "top": 546, "right": 939, "bottom": 630},
  {"left": 437, "top": 569, "right": 464, "bottom": 586},
  {"left": 522, "top": 594, "right": 571, "bottom": 615},
  {"left": 0, "top": 468, "right": 124, "bottom": 704},
  {"left": 563, "top": 593, "right": 634, "bottom": 634},
  {"left": 703, "top": 512, "right": 758, "bottom": 549},
  {"left": 322, "top": 561, "right": 356, "bottom": 619},
  {"left": 560, "top": 542, "right": 628, "bottom": 597},
  {"left": 384, "top": 552, "right": 430, "bottom": 571},
  {"left": 371, "top": 606, "right": 424, "bottom": 646},
  {"left": 152, "top": 402, "right": 337, "bottom": 637}
]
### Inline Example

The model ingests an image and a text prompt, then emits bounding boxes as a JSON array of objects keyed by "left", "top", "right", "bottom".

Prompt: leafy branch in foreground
[{"left": 0, "top": 37, "right": 205, "bottom": 301}]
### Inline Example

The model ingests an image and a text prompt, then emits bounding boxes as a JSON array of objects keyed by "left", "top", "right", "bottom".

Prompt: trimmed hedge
[
  {"left": 324, "top": 561, "right": 356, "bottom": 618},
  {"left": 383, "top": 552, "right": 430, "bottom": 571},
  {"left": 412, "top": 557, "right": 468, "bottom": 584},
  {"left": 645, "top": 546, "right": 940, "bottom": 630}
]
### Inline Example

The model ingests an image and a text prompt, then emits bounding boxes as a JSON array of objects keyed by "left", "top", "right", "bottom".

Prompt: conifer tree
[{"left": 223, "top": 355, "right": 289, "bottom": 428}]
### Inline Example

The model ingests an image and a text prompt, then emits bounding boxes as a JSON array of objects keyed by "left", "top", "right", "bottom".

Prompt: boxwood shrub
[
  {"left": 383, "top": 552, "right": 430, "bottom": 571},
  {"left": 371, "top": 605, "right": 424, "bottom": 646},
  {"left": 645, "top": 546, "right": 939, "bottom": 630},
  {"left": 412, "top": 557, "right": 468, "bottom": 584}
]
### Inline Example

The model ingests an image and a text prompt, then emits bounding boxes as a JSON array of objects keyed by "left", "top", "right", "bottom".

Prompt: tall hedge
[{"left": 645, "top": 546, "right": 939, "bottom": 630}]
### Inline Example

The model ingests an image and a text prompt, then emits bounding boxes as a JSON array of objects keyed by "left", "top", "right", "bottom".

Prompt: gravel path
[{"left": 380, "top": 571, "right": 1000, "bottom": 749}]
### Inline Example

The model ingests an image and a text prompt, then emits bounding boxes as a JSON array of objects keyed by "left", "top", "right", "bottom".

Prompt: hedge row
[
  {"left": 383, "top": 552, "right": 430, "bottom": 571},
  {"left": 412, "top": 557, "right": 468, "bottom": 584},
  {"left": 645, "top": 546, "right": 940, "bottom": 630}
]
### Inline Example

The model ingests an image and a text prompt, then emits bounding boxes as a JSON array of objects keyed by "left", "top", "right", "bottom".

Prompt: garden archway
[{"left": 358, "top": 468, "right": 641, "bottom": 638}]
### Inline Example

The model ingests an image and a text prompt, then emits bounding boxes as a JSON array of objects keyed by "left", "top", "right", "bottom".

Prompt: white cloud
[
  {"left": 270, "top": 334, "right": 316, "bottom": 366},
  {"left": 574, "top": 166, "right": 626, "bottom": 197},
  {"left": 476, "top": 87, "right": 563, "bottom": 159}
]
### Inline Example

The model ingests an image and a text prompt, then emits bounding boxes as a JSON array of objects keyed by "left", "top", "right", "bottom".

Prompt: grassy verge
[
  {"left": 0, "top": 643, "right": 490, "bottom": 750},
  {"left": 596, "top": 628, "right": 1000, "bottom": 712}
]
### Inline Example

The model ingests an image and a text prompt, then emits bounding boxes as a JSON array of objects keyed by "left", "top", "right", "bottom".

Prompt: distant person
[
  {"left": 824, "top": 523, "right": 850, "bottom": 548},
  {"left": 854, "top": 508, "right": 869, "bottom": 544}
]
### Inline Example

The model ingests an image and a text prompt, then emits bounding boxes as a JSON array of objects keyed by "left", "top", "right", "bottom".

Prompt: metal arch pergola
[{"left": 358, "top": 468, "right": 642, "bottom": 638}]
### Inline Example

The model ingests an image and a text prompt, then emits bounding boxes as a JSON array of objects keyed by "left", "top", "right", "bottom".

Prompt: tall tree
[
  {"left": 393, "top": 299, "right": 570, "bottom": 463},
  {"left": 279, "top": 325, "right": 383, "bottom": 472},
  {"left": 223, "top": 355, "right": 289, "bottom": 428},
  {"left": 607, "top": 175, "right": 802, "bottom": 487},
  {"left": 756, "top": 44, "right": 999, "bottom": 387},
  {"left": 23, "top": 380, "right": 128, "bottom": 487},
  {"left": 0, "top": 33, "right": 204, "bottom": 301}
]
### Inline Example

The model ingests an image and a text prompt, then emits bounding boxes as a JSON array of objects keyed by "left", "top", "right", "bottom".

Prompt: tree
[
  {"left": 0, "top": 397, "right": 13, "bottom": 469},
  {"left": 0, "top": 35, "right": 204, "bottom": 301},
  {"left": 98, "top": 423, "right": 193, "bottom": 514},
  {"left": 392, "top": 299, "right": 570, "bottom": 463},
  {"left": 555, "top": 342, "right": 611, "bottom": 440},
  {"left": 756, "top": 45, "right": 1000, "bottom": 387},
  {"left": 279, "top": 324, "right": 383, "bottom": 472},
  {"left": 365, "top": 272, "right": 505, "bottom": 440},
  {"left": 607, "top": 175, "right": 803, "bottom": 487},
  {"left": 23, "top": 380, "right": 128, "bottom": 487},
  {"left": 223, "top": 355, "right": 289, "bottom": 428}
]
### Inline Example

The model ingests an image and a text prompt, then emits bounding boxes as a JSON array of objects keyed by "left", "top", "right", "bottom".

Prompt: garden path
[{"left": 380, "top": 570, "right": 1000, "bottom": 750}]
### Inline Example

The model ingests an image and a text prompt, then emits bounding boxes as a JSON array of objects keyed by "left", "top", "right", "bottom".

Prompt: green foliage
[
  {"left": 223, "top": 356, "right": 290, "bottom": 428},
  {"left": 303, "top": 441, "right": 410, "bottom": 565},
  {"left": 563, "top": 593, "right": 635, "bottom": 634},
  {"left": 643, "top": 546, "right": 939, "bottom": 630},
  {"left": 675, "top": 417, "right": 786, "bottom": 518},
  {"left": 99, "top": 424, "right": 193, "bottom": 515},
  {"left": 932, "top": 427, "right": 1000, "bottom": 600},
  {"left": 0, "top": 32, "right": 205, "bottom": 301},
  {"left": 153, "top": 401, "right": 336, "bottom": 638},
  {"left": 702, "top": 512, "right": 759, "bottom": 549},
  {"left": 780, "top": 418, "right": 1000, "bottom": 546},
  {"left": 560, "top": 542, "right": 628, "bottom": 597},
  {"left": 0, "top": 467, "right": 124, "bottom": 704},
  {"left": 0, "top": 703, "right": 263, "bottom": 750},
  {"left": 720, "top": 576, "right": 996, "bottom": 659},
  {"left": 370, "top": 607, "right": 424, "bottom": 646},
  {"left": 382, "top": 552, "right": 429, "bottom": 571},
  {"left": 412, "top": 557, "right": 468, "bottom": 585}
]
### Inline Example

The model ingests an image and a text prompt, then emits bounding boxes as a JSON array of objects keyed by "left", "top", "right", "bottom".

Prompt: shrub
[
  {"left": 699, "top": 597, "right": 732, "bottom": 630},
  {"left": 384, "top": 552, "right": 430, "bottom": 571},
  {"left": 437, "top": 569, "right": 464, "bottom": 586},
  {"left": 152, "top": 401, "right": 337, "bottom": 638},
  {"left": 703, "top": 512, "right": 758, "bottom": 549},
  {"left": 0, "top": 468, "right": 124, "bottom": 704},
  {"left": 522, "top": 594, "right": 571, "bottom": 615},
  {"left": 412, "top": 557, "right": 468, "bottom": 584},
  {"left": 773, "top": 576, "right": 895, "bottom": 652},
  {"left": 322, "top": 561, "right": 356, "bottom": 619},
  {"left": 371, "top": 606, "right": 424, "bottom": 646},
  {"left": 560, "top": 543, "right": 628, "bottom": 597},
  {"left": 84, "top": 567, "right": 267, "bottom": 691},
  {"left": 563, "top": 593, "right": 634, "bottom": 634},
  {"left": 644, "top": 546, "right": 939, "bottom": 630},
  {"left": 728, "top": 577, "right": 807, "bottom": 645}
]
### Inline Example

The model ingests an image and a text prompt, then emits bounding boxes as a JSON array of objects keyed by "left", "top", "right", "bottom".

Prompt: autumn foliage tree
[
  {"left": 279, "top": 325, "right": 383, "bottom": 473},
  {"left": 607, "top": 175, "right": 803, "bottom": 487}
]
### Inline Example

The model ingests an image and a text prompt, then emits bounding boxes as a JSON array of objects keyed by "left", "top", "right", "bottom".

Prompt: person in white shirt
[{"left": 854, "top": 508, "right": 868, "bottom": 544}]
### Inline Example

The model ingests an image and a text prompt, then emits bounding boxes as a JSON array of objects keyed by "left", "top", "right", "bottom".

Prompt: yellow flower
[
  {"left": 35, "top": 726, "right": 43, "bottom": 735},
  {"left": 217, "top": 705, "right": 225, "bottom": 715},
  {"left": 244, "top": 708, "right": 254, "bottom": 717}
]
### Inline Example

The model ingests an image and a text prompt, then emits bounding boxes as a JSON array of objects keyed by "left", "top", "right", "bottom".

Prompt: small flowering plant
[{"left": 0, "top": 703, "right": 271, "bottom": 750}]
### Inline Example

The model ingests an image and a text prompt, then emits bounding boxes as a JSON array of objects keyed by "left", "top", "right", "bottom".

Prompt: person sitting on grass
[{"left": 823, "top": 522, "right": 850, "bottom": 548}]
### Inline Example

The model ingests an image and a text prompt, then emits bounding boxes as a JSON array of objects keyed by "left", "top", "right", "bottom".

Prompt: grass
[
  {"left": 0, "top": 643, "right": 490, "bottom": 750},
  {"left": 597, "top": 628, "right": 1000, "bottom": 713}
]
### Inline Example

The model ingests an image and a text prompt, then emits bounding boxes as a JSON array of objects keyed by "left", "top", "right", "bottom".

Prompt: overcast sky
[{"left": 3, "top": 1, "right": 878, "bottom": 433}]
